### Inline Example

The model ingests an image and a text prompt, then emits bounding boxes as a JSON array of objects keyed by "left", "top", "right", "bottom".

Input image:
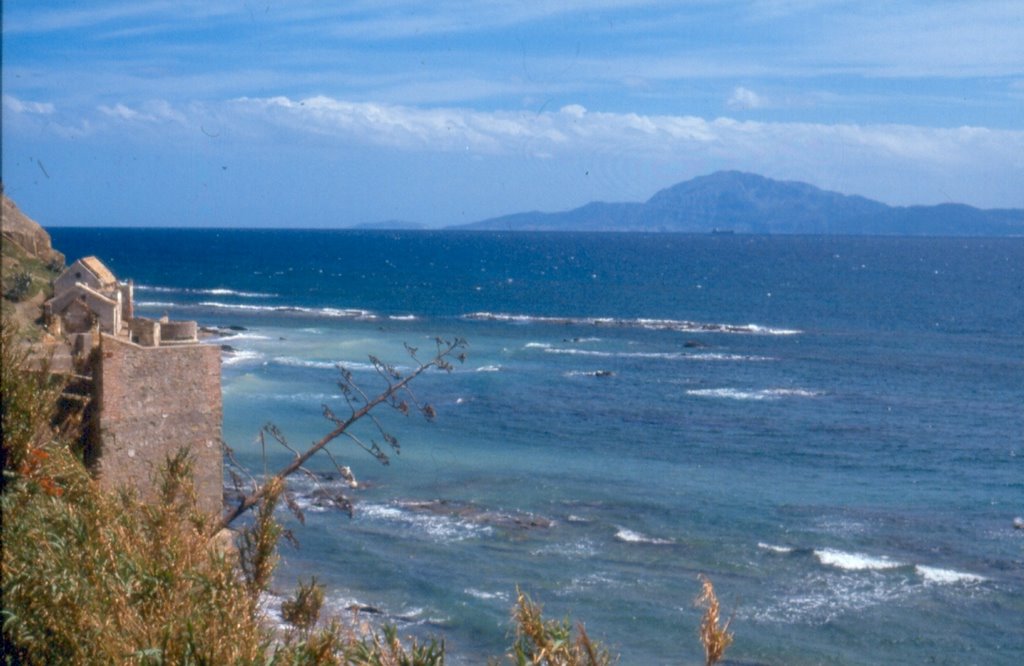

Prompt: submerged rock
[{"left": 400, "top": 498, "right": 553, "bottom": 531}]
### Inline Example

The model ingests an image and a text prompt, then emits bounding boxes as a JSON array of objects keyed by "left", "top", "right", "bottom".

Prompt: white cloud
[
  {"left": 97, "top": 100, "right": 187, "bottom": 124},
  {"left": 225, "top": 95, "right": 1024, "bottom": 168},
  {"left": 9, "top": 93, "right": 1022, "bottom": 207},
  {"left": 727, "top": 86, "right": 766, "bottom": 110},
  {"left": 560, "top": 104, "right": 588, "bottom": 119},
  {"left": 2, "top": 94, "right": 56, "bottom": 115}
]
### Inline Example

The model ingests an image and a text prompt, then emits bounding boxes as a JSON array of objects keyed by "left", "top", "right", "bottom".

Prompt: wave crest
[
  {"left": 687, "top": 388, "right": 822, "bottom": 401},
  {"left": 465, "top": 311, "right": 800, "bottom": 335}
]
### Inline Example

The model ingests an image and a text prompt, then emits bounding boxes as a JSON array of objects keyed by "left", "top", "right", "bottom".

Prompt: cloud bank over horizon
[{"left": 2, "top": 1, "right": 1022, "bottom": 227}]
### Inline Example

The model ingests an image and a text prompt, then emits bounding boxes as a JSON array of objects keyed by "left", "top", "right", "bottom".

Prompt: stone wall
[
  {"left": 94, "top": 334, "right": 222, "bottom": 516},
  {"left": 160, "top": 320, "right": 198, "bottom": 342}
]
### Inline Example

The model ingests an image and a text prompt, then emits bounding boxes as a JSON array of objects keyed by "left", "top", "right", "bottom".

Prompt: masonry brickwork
[{"left": 94, "top": 334, "right": 223, "bottom": 516}]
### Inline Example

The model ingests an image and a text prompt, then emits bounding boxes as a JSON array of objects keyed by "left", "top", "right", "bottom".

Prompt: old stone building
[
  {"left": 94, "top": 335, "right": 223, "bottom": 516},
  {"left": 47, "top": 256, "right": 132, "bottom": 335},
  {"left": 47, "top": 256, "right": 223, "bottom": 517}
]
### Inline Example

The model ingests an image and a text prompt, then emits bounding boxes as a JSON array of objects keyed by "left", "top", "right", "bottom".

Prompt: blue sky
[{"left": 3, "top": 1, "right": 1023, "bottom": 227}]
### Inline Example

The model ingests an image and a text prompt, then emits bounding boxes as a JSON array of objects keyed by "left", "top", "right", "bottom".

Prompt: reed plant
[
  {"left": 1, "top": 319, "right": 445, "bottom": 665},
  {"left": 500, "top": 588, "right": 615, "bottom": 666},
  {"left": 3, "top": 318, "right": 737, "bottom": 664},
  {"left": 695, "top": 575, "right": 734, "bottom": 666}
]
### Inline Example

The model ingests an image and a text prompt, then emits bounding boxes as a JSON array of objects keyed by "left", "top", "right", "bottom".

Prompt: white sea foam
[
  {"left": 388, "top": 314, "right": 417, "bottom": 321},
  {"left": 475, "top": 364, "right": 502, "bottom": 372},
  {"left": 814, "top": 548, "right": 905, "bottom": 571},
  {"left": 208, "top": 332, "right": 272, "bottom": 342},
  {"left": 688, "top": 352, "right": 776, "bottom": 362},
  {"left": 137, "top": 284, "right": 277, "bottom": 298},
  {"left": 465, "top": 312, "right": 801, "bottom": 335},
  {"left": 272, "top": 356, "right": 338, "bottom": 370},
  {"left": 267, "top": 392, "right": 345, "bottom": 402},
  {"left": 541, "top": 347, "right": 772, "bottom": 362},
  {"left": 564, "top": 370, "right": 615, "bottom": 378},
  {"left": 358, "top": 502, "right": 491, "bottom": 542},
  {"left": 532, "top": 538, "right": 598, "bottom": 559},
  {"left": 221, "top": 350, "right": 264, "bottom": 365},
  {"left": 916, "top": 565, "right": 986, "bottom": 585},
  {"left": 196, "top": 301, "right": 377, "bottom": 319},
  {"left": 544, "top": 348, "right": 613, "bottom": 357},
  {"left": 614, "top": 527, "right": 674, "bottom": 545},
  {"left": 135, "top": 300, "right": 177, "bottom": 308},
  {"left": 524, "top": 342, "right": 552, "bottom": 349},
  {"left": 464, "top": 588, "right": 509, "bottom": 602},
  {"left": 687, "top": 388, "right": 822, "bottom": 401},
  {"left": 560, "top": 572, "right": 620, "bottom": 595},
  {"left": 758, "top": 542, "right": 795, "bottom": 554},
  {"left": 745, "top": 571, "right": 917, "bottom": 625}
]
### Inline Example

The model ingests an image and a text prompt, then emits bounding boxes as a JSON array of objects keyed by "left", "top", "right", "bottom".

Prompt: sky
[{"left": 2, "top": 1, "right": 1023, "bottom": 228}]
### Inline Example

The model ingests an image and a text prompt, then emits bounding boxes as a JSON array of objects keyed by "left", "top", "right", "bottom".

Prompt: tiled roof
[{"left": 79, "top": 256, "right": 117, "bottom": 286}]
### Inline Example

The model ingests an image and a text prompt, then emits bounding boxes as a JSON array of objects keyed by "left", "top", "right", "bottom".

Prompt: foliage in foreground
[
  {"left": 1, "top": 318, "right": 449, "bottom": 664},
  {"left": 500, "top": 589, "right": 616, "bottom": 666},
  {"left": 2, "top": 319, "right": 736, "bottom": 664},
  {"left": 2, "top": 319, "right": 262, "bottom": 663},
  {"left": 695, "top": 575, "right": 734, "bottom": 666}
]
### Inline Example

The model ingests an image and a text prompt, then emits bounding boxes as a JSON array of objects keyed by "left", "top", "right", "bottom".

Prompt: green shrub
[{"left": 3, "top": 271, "right": 33, "bottom": 302}]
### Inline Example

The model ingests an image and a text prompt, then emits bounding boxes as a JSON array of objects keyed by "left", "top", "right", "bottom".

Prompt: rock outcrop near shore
[{"left": 1, "top": 194, "right": 65, "bottom": 268}]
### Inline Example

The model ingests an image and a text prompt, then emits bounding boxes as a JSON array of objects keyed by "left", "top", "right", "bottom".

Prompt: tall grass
[
  {"left": 501, "top": 588, "right": 615, "bottom": 666},
  {"left": 695, "top": 575, "right": 734, "bottom": 666},
  {"left": 1, "top": 319, "right": 444, "bottom": 664},
  {"left": 3, "top": 318, "right": 738, "bottom": 664}
]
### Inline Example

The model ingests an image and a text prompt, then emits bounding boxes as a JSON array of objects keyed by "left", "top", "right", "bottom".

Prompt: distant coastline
[{"left": 341, "top": 171, "right": 1024, "bottom": 236}]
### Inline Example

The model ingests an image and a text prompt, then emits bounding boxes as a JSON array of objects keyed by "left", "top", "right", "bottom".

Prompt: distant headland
[{"left": 349, "top": 171, "right": 1023, "bottom": 236}]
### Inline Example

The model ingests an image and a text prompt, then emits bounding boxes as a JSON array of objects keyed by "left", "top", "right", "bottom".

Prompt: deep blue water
[{"left": 50, "top": 229, "right": 1024, "bottom": 665}]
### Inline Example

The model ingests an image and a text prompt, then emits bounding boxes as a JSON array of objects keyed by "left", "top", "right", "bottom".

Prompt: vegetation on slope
[{"left": 2, "top": 320, "right": 650, "bottom": 665}]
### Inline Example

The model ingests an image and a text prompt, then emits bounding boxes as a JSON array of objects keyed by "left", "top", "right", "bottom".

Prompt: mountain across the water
[{"left": 448, "top": 171, "right": 1024, "bottom": 236}]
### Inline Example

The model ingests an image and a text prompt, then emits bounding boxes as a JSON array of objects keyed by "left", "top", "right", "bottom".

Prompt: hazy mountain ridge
[{"left": 450, "top": 171, "right": 1024, "bottom": 235}]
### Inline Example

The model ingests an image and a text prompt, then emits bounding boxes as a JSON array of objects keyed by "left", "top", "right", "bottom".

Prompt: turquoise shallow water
[{"left": 50, "top": 229, "right": 1024, "bottom": 664}]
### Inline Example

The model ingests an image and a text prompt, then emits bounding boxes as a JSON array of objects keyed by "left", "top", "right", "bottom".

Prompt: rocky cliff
[
  {"left": 1, "top": 194, "right": 65, "bottom": 267},
  {"left": 1, "top": 193, "right": 65, "bottom": 341}
]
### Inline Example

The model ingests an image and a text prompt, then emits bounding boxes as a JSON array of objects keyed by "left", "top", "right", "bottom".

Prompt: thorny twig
[{"left": 215, "top": 337, "right": 465, "bottom": 533}]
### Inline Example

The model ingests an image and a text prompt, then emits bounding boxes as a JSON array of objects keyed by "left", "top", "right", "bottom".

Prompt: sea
[{"left": 49, "top": 229, "right": 1023, "bottom": 665}]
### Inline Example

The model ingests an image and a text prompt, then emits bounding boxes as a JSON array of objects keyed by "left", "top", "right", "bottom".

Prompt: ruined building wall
[{"left": 94, "top": 334, "right": 223, "bottom": 516}]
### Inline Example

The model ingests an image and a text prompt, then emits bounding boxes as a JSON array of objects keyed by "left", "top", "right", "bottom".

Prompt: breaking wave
[
  {"left": 758, "top": 542, "right": 796, "bottom": 554},
  {"left": 221, "top": 349, "right": 265, "bottom": 366},
  {"left": 357, "top": 502, "right": 493, "bottom": 543},
  {"left": 197, "top": 302, "right": 377, "bottom": 319},
  {"left": 464, "top": 312, "right": 800, "bottom": 335},
  {"left": 614, "top": 527, "right": 674, "bottom": 545},
  {"left": 915, "top": 565, "right": 986, "bottom": 585},
  {"left": 543, "top": 348, "right": 773, "bottom": 362},
  {"left": 687, "top": 388, "right": 822, "bottom": 401},
  {"left": 814, "top": 548, "right": 905, "bottom": 571},
  {"left": 136, "top": 284, "right": 277, "bottom": 298},
  {"left": 135, "top": 300, "right": 176, "bottom": 308},
  {"left": 790, "top": 546, "right": 986, "bottom": 584}
]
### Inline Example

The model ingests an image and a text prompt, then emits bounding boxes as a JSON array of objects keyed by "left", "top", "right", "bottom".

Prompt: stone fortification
[{"left": 94, "top": 334, "right": 223, "bottom": 516}]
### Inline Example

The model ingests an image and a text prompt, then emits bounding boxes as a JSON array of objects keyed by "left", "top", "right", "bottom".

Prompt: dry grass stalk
[
  {"left": 695, "top": 574, "right": 734, "bottom": 666},
  {"left": 507, "top": 588, "right": 615, "bottom": 666}
]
